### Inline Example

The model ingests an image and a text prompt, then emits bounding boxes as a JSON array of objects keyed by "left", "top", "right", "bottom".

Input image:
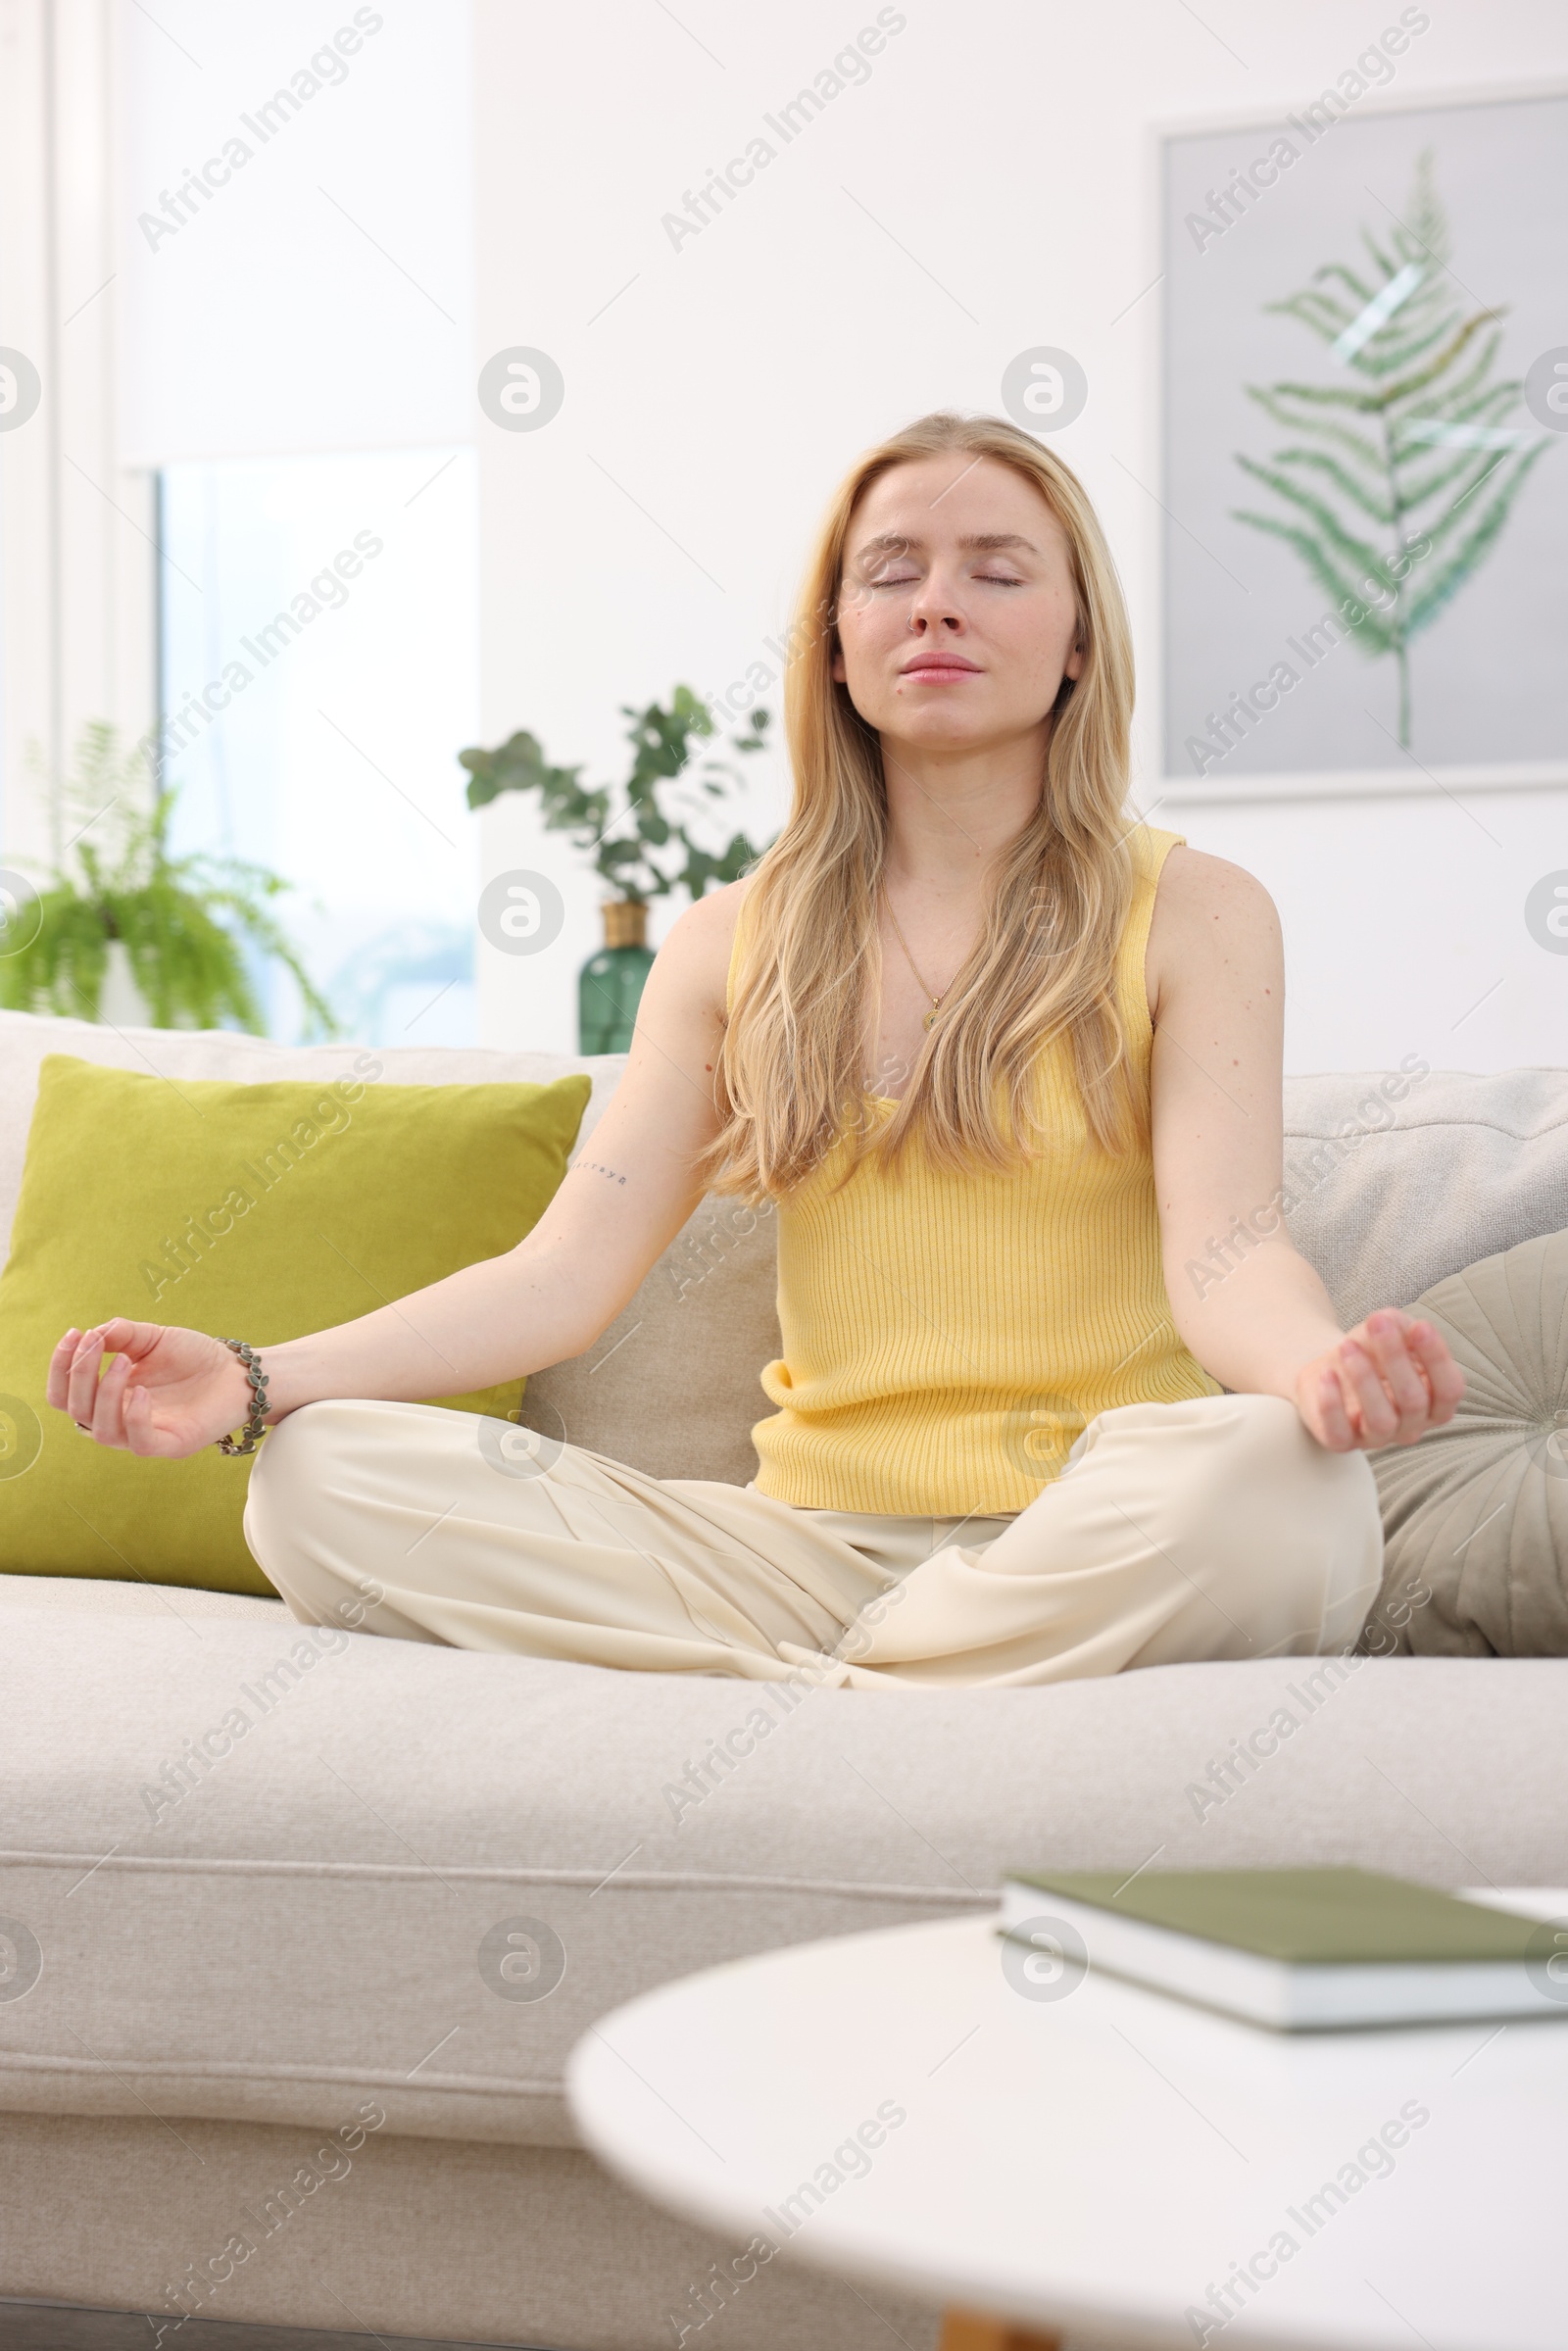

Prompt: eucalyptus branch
[{"left": 460, "top": 685, "right": 774, "bottom": 906}]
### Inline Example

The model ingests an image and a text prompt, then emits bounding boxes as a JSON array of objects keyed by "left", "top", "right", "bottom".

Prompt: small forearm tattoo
[{"left": 581, "top": 1159, "right": 627, "bottom": 1187}]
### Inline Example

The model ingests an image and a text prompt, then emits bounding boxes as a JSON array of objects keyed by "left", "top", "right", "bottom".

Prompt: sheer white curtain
[{"left": 119, "top": 0, "right": 472, "bottom": 460}]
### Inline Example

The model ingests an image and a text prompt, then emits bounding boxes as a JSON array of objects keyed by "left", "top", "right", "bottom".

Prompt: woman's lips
[{"left": 899, "top": 660, "right": 981, "bottom": 683}]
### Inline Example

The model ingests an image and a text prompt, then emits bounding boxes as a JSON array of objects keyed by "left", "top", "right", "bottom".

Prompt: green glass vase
[{"left": 578, "top": 899, "right": 655, "bottom": 1053}]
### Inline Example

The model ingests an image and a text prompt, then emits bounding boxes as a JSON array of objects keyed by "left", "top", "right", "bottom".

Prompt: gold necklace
[{"left": 880, "top": 883, "right": 947, "bottom": 1031}]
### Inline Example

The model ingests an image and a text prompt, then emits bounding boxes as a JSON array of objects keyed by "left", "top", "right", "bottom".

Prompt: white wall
[
  {"left": 117, "top": 1, "right": 474, "bottom": 463},
  {"left": 1164, "top": 768, "right": 1568, "bottom": 1072},
  {"left": 468, "top": 0, "right": 1568, "bottom": 1069}
]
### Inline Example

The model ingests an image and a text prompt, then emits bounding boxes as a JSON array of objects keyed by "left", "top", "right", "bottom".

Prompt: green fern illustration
[{"left": 1232, "top": 150, "right": 1552, "bottom": 748}]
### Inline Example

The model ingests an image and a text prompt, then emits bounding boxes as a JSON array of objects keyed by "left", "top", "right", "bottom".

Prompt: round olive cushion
[{"left": 1368, "top": 1226, "right": 1568, "bottom": 1656}]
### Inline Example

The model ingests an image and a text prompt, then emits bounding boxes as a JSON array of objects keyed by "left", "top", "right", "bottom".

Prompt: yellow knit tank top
[{"left": 725, "top": 823, "right": 1222, "bottom": 1515}]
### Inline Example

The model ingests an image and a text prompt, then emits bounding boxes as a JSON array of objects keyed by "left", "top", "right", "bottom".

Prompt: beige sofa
[{"left": 2, "top": 1006, "right": 1566, "bottom": 2351}]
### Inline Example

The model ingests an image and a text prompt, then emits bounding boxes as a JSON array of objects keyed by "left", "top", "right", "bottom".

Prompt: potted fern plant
[
  {"left": 0, "top": 722, "right": 335, "bottom": 1035},
  {"left": 461, "top": 687, "right": 771, "bottom": 1052}
]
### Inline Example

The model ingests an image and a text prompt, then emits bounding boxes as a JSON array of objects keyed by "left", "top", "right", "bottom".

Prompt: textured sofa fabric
[
  {"left": 1280, "top": 1065, "right": 1568, "bottom": 1331},
  {"left": 3, "top": 1589, "right": 1566, "bottom": 2149},
  {"left": 0, "top": 2115, "right": 944, "bottom": 2351},
  {"left": 1372, "top": 1228, "right": 1568, "bottom": 1656},
  {"left": 516, "top": 1190, "right": 779, "bottom": 1487},
  {"left": 4, "top": 1007, "right": 1568, "bottom": 2348}
]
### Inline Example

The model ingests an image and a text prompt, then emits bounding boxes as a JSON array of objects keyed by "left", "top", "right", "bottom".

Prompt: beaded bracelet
[{"left": 215, "top": 1338, "right": 270, "bottom": 1455}]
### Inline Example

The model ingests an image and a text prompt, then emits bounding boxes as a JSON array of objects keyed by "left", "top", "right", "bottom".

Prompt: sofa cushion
[
  {"left": 0, "top": 1053, "right": 590, "bottom": 1592},
  {"left": 1368, "top": 1227, "right": 1568, "bottom": 1656},
  {"left": 1282, "top": 1065, "right": 1568, "bottom": 1328},
  {"left": 515, "top": 1192, "right": 781, "bottom": 1486},
  {"left": 1, "top": 1593, "right": 1564, "bottom": 2150},
  {"left": 0, "top": 1008, "right": 628, "bottom": 1262}
]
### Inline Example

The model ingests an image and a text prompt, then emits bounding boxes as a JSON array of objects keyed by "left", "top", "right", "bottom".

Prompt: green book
[{"left": 1001, "top": 1867, "right": 1563, "bottom": 2031}]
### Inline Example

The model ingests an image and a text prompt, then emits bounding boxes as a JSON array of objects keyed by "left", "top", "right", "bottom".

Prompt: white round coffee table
[{"left": 567, "top": 1895, "right": 1568, "bottom": 2351}]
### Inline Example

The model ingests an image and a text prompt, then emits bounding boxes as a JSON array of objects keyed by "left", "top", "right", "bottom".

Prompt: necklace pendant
[{"left": 922, "top": 1007, "right": 937, "bottom": 1031}]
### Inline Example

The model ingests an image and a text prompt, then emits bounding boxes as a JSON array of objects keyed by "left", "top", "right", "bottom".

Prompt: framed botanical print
[{"left": 1161, "top": 73, "right": 1568, "bottom": 782}]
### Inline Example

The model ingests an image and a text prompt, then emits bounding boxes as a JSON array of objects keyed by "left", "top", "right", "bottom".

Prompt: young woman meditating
[{"left": 47, "top": 412, "right": 1463, "bottom": 1688}]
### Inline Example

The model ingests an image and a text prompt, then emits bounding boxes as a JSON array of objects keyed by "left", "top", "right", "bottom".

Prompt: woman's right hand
[{"left": 46, "top": 1321, "right": 259, "bottom": 1459}]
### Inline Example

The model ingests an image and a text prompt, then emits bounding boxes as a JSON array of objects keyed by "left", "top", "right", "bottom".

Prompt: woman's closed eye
[{"left": 866, "top": 566, "right": 1026, "bottom": 589}]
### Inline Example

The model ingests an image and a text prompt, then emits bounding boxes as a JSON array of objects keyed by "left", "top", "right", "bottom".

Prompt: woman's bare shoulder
[
  {"left": 654, "top": 874, "right": 757, "bottom": 1021},
  {"left": 1152, "top": 842, "right": 1275, "bottom": 918},
  {"left": 1145, "top": 846, "right": 1281, "bottom": 1017}
]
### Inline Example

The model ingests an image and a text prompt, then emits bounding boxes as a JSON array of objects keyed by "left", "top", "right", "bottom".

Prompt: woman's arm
[
  {"left": 47, "top": 880, "right": 749, "bottom": 1458},
  {"left": 1145, "top": 847, "right": 1464, "bottom": 1452}
]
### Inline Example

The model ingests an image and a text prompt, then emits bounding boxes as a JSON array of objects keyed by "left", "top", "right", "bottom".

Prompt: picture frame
[{"left": 1156, "top": 73, "right": 1568, "bottom": 797}]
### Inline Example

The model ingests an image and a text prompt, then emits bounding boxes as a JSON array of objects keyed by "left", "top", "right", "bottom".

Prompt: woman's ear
[
  {"left": 830, "top": 642, "right": 847, "bottom": 683},
  {"left": 1063, "top": 637, "right": 1086, "bottom": 681}
]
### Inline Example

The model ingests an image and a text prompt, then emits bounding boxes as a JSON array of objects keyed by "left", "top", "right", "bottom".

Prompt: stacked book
[{"left": 999, "top": 1866, "right": 1566, "bottom": 2031}]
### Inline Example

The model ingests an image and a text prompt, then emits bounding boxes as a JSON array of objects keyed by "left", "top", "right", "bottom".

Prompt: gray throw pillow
[
  {"left": 514, "top": 1192, "right": 781, "bottom": 1485},
  {"left": 1365, "top": 1227, "right": 1568, "bottom": 1656}
]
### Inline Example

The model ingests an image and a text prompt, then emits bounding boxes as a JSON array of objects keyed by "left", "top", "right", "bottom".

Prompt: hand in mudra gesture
[
  {"left": 47, "top": 1321, "right": 257, "bottom": 1458},
  {"left": 1296, "top": 1308, "right": 1465, "bottom": 1452}
]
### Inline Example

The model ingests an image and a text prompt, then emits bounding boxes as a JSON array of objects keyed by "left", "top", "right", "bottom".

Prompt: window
[{"left": 158, "top": 447, "right": 478, "bottom": 1043}]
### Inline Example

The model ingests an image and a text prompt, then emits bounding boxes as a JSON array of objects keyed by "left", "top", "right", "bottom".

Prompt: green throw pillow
[{"left": 0, "top": 1053, "right": 591, "bottom": 1595}]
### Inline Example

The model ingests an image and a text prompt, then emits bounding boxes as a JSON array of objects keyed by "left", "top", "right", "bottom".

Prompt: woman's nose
[{"left": 905, "top": 578, "right": 966, "bottom": 632}]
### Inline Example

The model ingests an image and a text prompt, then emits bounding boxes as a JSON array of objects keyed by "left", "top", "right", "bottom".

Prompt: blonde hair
[{"left": 696, "top": 410, "right": 1141, "bottom": 1203}]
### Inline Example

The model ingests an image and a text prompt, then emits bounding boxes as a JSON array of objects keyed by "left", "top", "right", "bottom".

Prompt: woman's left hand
[{"left": 1295, "top": 1309, "right": 1466, "bottom": 1453}]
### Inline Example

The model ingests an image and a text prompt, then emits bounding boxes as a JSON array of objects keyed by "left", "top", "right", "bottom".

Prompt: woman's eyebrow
[{"left": 852, "top": 530, "right": 1041, "bottom": 559}]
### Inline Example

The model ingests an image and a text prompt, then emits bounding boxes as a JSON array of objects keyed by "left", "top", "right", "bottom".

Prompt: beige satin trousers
[{"left": 242, "top": 1392, "right": 1383, "bottom": 1690}]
